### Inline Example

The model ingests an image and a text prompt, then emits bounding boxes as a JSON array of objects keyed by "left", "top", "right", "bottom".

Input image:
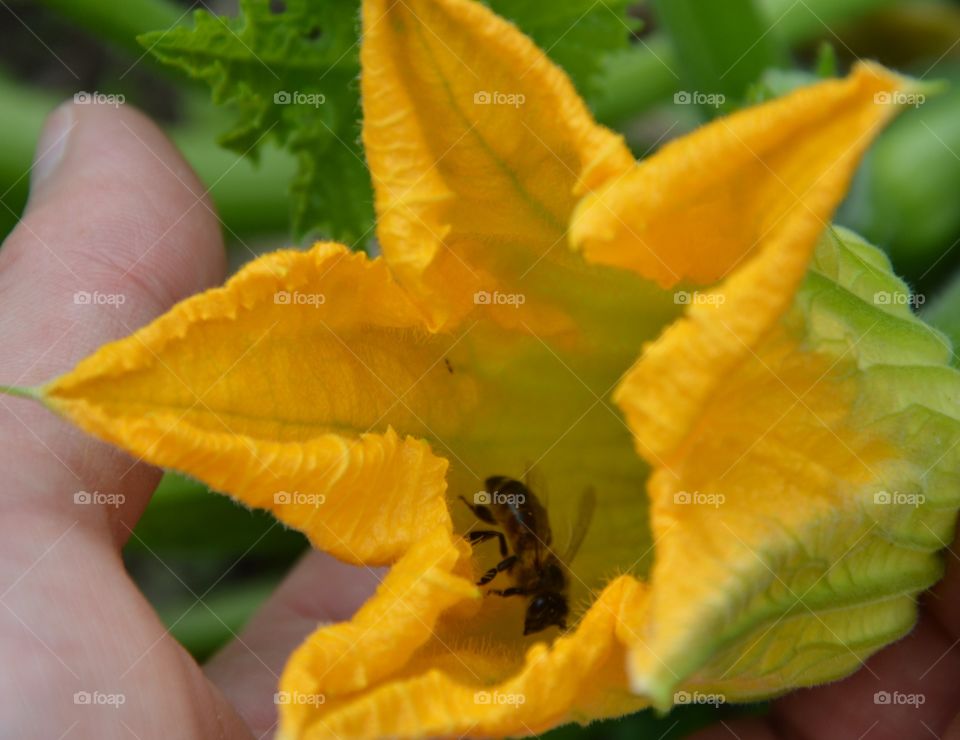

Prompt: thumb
[
  {"left": 0, "top": 99, "right": 226, "bottom": 545},
  {"left": 0, "top": 101, "right": 251, "bottom": 740}
]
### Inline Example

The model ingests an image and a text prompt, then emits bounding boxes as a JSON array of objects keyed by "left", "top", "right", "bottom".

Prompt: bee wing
[
  {"left": 522, "top": 464, "right": 553, "bottom": 555},
  {"left": 561, "top": 488, "right": 596, "bottom": 566}
]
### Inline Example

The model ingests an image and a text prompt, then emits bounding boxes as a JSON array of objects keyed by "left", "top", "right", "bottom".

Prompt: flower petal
[
  {"left": 362, "top": 0, "right": 635, "bottom": 329},
  {"left": 41, "top": 244, "right": 475, "bottom": 563},
  {"left": 571, "top": 63, "right": 912, "bottom": 289},
  {"left": 574, "top": 62, "right": 921, "bottom": 462},
  {"left": 278, "top": 545, "right": 650, "bottom": 739},
  {"left": 619, "top": 229, "right": 960, "bottom": 707}
]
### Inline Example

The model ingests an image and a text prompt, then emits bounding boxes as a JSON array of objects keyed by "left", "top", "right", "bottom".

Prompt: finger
[
  {"left": 692, "top": 616, "right": 960, "bottom": 740},
  {"left": 945, "top": 711, "right": 960, "bottom": 740},
  {"left": 926, "top": 525, "right": 960, "bottom": 641},
  {"left": 0, "top": 102, "right": 248, "bottom": 739},
  {"left": 204, "top": 550, "right": 383, "bottom": 734},
  {"left": 0, "top": 99, "right": 225, "bottom": 547},
  {"left": 776, "top": 618, "right": 960, "bottom": 738}
]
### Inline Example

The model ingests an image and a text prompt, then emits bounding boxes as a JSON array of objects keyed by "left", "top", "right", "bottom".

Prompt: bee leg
[
  {"left": 465, "top": 529, "right": 509, "bottom": 557},
  {"left": 488, "top": 586, "right": 530, "bottom": 598},
  {"left": 459, "top": 496, "right": 497, "bottom": 525},
  {"left": 477, "top": 554, "right": 518, "bottom": 586}
]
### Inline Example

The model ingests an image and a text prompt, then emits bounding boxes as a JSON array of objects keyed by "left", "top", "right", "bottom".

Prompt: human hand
[{"left": 0, "top": 102, "right": 379, "bottom": 740}]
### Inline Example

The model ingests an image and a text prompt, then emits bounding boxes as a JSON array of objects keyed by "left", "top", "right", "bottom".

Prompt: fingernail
[{"left": 30, "top": 102, "right": 74, "bottom": 192}]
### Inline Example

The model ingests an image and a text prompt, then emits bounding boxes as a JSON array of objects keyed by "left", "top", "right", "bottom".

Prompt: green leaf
[
  {"left": 140, "top": 0, "right": 371, "bottom": 244},
  {"left": 814, "top": 41, "right": 838, "bottom": 79},
  {"left": 485, "top": 0, "right": 639, "bottom": 96}
]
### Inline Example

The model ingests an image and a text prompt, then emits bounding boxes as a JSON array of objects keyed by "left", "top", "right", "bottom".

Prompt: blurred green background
[{"left": 2, "top": 0, "right": 960, "bottom": 736}]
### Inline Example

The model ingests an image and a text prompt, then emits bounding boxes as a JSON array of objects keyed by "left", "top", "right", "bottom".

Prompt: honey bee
[{"left": 460, "top": 475, "right": 595, "bottom": 635}]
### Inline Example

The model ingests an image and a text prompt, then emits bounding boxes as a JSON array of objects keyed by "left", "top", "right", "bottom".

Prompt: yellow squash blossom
[{"left": 14, "top": 0, "right": 960, "bottom": 736}]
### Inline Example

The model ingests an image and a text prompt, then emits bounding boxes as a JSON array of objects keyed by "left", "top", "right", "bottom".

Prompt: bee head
[{"left": 523, "top": 592, "right": 568, "bottom": 635}]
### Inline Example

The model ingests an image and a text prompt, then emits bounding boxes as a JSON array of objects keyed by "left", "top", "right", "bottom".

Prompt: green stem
[
  {"left": 0, "top": 385, "right": 41, "bottom": 401},
  {"left": 591, "top": 0, "right": 900, "bottom": 123},
  {"left": 652, "top": 0, "right": 788, "bottom": 115},
  {"left": 35, "top": 0, "right": 183, "bottom": 56},
  {"left": 843, "top": 83, "right": 960, "bottom": 283},
  {"left": 176, "top": 132, "right": 296, "bottom": 239},
  {"left": 0, "top": 77, "right": 54, "bottom": 237},
  {"left": 757, "top": 0, "right": 901, "bottom": 41}
]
